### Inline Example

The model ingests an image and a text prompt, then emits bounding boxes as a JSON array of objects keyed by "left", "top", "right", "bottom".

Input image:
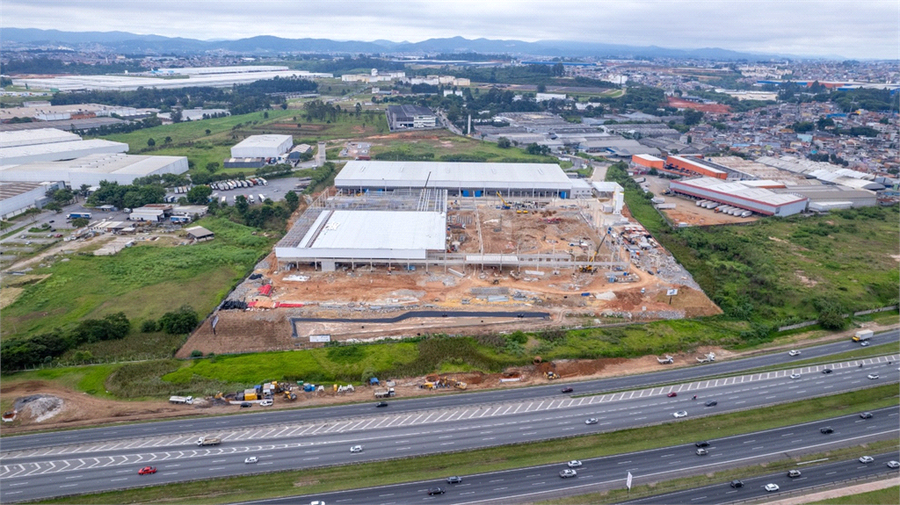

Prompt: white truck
[
  {"left": 852, "top": 329, "right": 873, "bottom": 342},
  {"left": 374, "top": 387, "right": 395, "bottom": 398},
  {"left": 197, "top": 436, "right": 221, "bottom": 446},
  {"left": 169, "top": 395, "right": 193, "bottom": 404}
]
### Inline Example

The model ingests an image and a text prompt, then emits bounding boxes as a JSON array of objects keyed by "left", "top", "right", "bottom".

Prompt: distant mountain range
[{"left": 1, "top": 27, "right": 801, "bottom": 60}]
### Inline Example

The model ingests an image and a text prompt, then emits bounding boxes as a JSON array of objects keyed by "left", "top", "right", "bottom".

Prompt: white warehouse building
[
  {"left": 230, "top": 135, "right": 293, "bottom": 159},
  {"left": 335, "top": 160, "right": 588, "bottom": 199},
  {"left": 669, "top": 177, "right": 808, "bottom": 217},
  {"left": 0, "top": 153, "right": 189, "bottom": 187},
  {"left": 0, "top": 138, "right": 128, "bottom": 165},
  {"left": 0, "top": 128, "right": 81, "bottom": 149}
]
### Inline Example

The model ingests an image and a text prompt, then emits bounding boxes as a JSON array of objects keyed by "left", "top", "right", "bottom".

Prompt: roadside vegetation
[{"left": 38, "top": 384, "right": 898, "bottom": 505}]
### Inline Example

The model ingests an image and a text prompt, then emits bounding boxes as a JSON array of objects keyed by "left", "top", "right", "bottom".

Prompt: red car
[
  {"left": 667, "top": 392, "right": 678, "bottom": 397},
  {"left": 138, "top": 466, "right": 157, "bottom": 475}
]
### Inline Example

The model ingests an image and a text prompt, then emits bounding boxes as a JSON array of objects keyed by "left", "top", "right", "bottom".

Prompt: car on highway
[
  {"left": 310, "top": 501, "right": 325, "bottom": 505},
  {"left": 820, "top": 427, "right": 834, "bottom": 434},
  {"left": 567, "top": 460, "right": 582, "bottom": 468},
  {"left": 695, "top": 441, "right": 710, "bottom": 447},
  {"left": 859, "top": 456, "right": 875, "bottom": 464},
  {"left": 860, "top": 412, "right": 873, "bottom": 419},
  {"left": 673, "top": 410, "right": 688, "bottom": 418},
  {"left": 704, "top": 400, "right": 718, "bottom": 407},
  {"left": 696, "top": 448, "right": 708, "bottom": 456},
  {"left": 730, "top": 480, "right": 744, "bottom": 488},
  {"left": 245, "top": 456, "right": 258, "bottom": 464},
  {"left": 790, "top": 373, "right": 801, "bottom": 379},
  {"left": 867, "top": 373, "right": 879, "bottom": 380},
  {"left": 376, "top": 401, "right": 389, "bottom": 407},
  {"left": 860, "top": 341, "right": 869, "bottom": 346},
  {"left": 561, "top": 387, "right": 574, "bottom": 393},
  {"left": 788, "top": 350, "right": 801, "bottom": 356},
  {"left": 446, "top": 476, "right": 463, "bottom": 484},
  {"left": 350, "top": 445, "right": 363, "bottom": 453},
  {"left": 667, "top": 392, "right": 678, "bottom": 397},
  {"left": 559, "top": 469, "right": 577, "bottom": 478},
  {"left": 822, "top": 368, "right": 833, "bottom": 374},
  {"left": 138, "top": 466, "right": 157, "bottom": 475},
  {"left": 887, "top": 461, "right": 900, "bottom": 469},
  {"left": 585, "top": 418, "right": 598, "bottom": 425},
  {"left": 788, "top": 469, "right": 801, "bottom": 478},
  {"left": 765, "top": 483, "right": 780, "bottom": 492},
  {"left": 427, "top": 487, "right": 445, "bottom": 495}
]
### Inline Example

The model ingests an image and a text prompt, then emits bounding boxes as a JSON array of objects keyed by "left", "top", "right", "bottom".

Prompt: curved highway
[
  {"left": 1, "top": 355, "right": 897, "bottom": 502},
  {"left": 4, "top": 329, "right": 896, "bottom": 454}
]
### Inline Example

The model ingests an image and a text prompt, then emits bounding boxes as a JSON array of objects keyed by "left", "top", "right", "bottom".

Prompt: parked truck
[
  {"left": 168, "top": 395, "right": 193, "bottom": 405},
  {"left": 197, "top": 436, "right": 221, "bottom": 446},
  {"left": 852, "top": 329, "right": 873, "bottom": 342},
  {"left": 66, "top": 212, "right": 92, "bottom": 220},
  {"left": 374, "top": 387, "right": 395, "bottom": 398}
]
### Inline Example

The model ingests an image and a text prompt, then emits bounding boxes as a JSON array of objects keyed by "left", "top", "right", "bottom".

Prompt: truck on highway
[
  {"left": 168, "top": 395, "right": 193, "bottom": 405},
  {"left": 374, "top": 387, "right": 395, "bottom": 398},
  {"left": 852, "top": 329, "right": 873, "bottom": 342},
  {"left": 197, "top": 436, "right": 221, "bottom": 446}
]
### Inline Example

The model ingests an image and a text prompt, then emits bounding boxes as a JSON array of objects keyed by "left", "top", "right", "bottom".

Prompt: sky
[{"left": 4, "top": 0, "right": 899, "bottom": 59}]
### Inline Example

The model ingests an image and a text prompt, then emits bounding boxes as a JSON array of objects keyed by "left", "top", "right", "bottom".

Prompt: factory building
[
  {"left": 774, "top": 186, "right": 877, "bottom": 211},
  {"left": 334, "top": 160, "right": 581, "bottom": 199},
  {"left": 665, "top": 155, "right": 729, "bottom": 180},
  {"left": 631, "top": 154, "right": 665, "bottom": 172},
  {"left": 386, "top": 105, "right": 437, "bottom": 130},
  {"left": 0, "top": 153, "right": 189, "bottom": 187},
  {"left": 0, "top": 181, "right": 66, "bottom": 219},
  {"left": 669, "top": 177, "right": 808, "bottom": 217},
  {"left": 230, "top": 135, "right": 293, "bottom": 159},
  {"left": 0, "top": 128, "right": 81, "bottom": 149},
  {"left": 0, "top": 138, "right": 128, "bottom": 165}
]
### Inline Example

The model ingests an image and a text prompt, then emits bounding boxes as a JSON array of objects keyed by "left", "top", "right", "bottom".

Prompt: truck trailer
[
  {"left": 197, "top": 436, "right": 221, "bottom": 446},
  {"left": 168, "top": 395, "right": 193, "bottom": 404},
  {"left": 852, "top": 330, "right": 873, "bottom": 342},
  {"left": 374, "top": 388, "right": 395, "bottom": 398}
]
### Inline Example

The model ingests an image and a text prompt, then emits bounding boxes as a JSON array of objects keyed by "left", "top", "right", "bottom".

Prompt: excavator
[{"left": 496, "top": 191, "right": 511, "bottom": 210}]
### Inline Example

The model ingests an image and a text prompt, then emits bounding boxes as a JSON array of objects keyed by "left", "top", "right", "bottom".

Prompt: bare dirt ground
[{"left": 6, "top": 321, "right": 896, "bottom": 435}]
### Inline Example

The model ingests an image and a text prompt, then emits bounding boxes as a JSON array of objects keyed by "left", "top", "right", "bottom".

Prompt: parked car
[
  {"left": 705, "top": 400, "right": 718, "bottom": 407},
  {"left": 567, "top": 460, "right": 582, "bottom": 468},
  {"left": 244, "top": 456, "right": 258, "bottom": 464},
  {"left": 446, "top": 476, "right": 463, "bottom": 484},
  {"left": 820, "top": 427, "right": 834, "bottom": 434},
  {"left": 788, "top": 350, "right": 801, "bottom": 356},
  {"left": 559, "top": 469, "right": 577, "bottom": 478},
  {"left": 788, "top": 470, "right": 801, "bottom": 478},
  {"left": 859, "top": 456, "right": 875, "bottom": 464},
  {"left": 350, "top": 445, "right": 363, "bottom": 453},
  {"left": 561, "top": 387, "right": 574, "bottom": 393},
  {"left": 585, "top": 418, "right": 599, "bottom": 425},
  {"left": 240, "top": 402, "right": 251, "bottom": 408},
  {"left": 673, "top": 411, "right": 688, "bottom": 418},
  {"left": 138, "top": 466, "right": 157, "bottom": 475},
  {"left": 426, "top": 487, "right": 445, "bottom": 495},
  {"left": 860, "top": 412, "right": 874, "bottom": 419},
  {"left": 259, "top": 399, "right": 273, "bottom": 407},
  {"left": 667, "top": 392, "right": 678, "bottom": 397},
  {"left": 765, "top": 483, "right": 780, "bottom": 492},
  {"left": 730, "top": 480, "right": 744, "bottom": 488}
]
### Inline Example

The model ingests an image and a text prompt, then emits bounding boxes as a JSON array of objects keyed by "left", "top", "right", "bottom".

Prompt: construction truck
[
  {"left": 454, "top": 381, "right": 468, "bottom": 390},
  {"left": 545, "top": 371, "right": 560, "bottom": 380},
  {"left": 696, "top": 352, "right": 716, "bottom": 363},
  {"left": 656, "top": 355, "right": 674, "bottom": 364},
  {"left": 421, "top": 382, "right": 435, "bottom": 389},
  {"left": 168, "top": 395, "right": 193, "bottom": 404},
  {"left": 282, "top": 390, "right": 297, "bottom": 401},
  {"left": 496, "top": 192, "right": 511, "bottom": 210},
  {"left": 374, "top": 387, "right": 395, "bottom": 398},
  {"left": 197, "top": 436, "right": 221, "bottom": 446}
]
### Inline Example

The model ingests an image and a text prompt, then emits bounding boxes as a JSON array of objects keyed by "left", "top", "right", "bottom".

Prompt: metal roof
[
  {"left": 0, "top": 128, "right": 80, "bottom": 149},
  {"left": 335, "top": 161, "right": 572, "bottom": 190},
  {"left": 232, "top": 135, "right": 292, "bottom": 149},
  {"left": 299, "top": 210, "right": 445, "bottom": 253},
  {"left": 673, "top": 177, "right": 807, "bottom": 206}
]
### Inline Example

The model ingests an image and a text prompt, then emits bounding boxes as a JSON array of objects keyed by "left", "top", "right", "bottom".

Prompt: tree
[
  {"left": 44, "top": 202, "right": 62, "bottom": 213},
  {"left": 497, "top": 137, "right": 512, "bottom": 148},
  {"left": 355, "top": 102, "right": 362, "bottom": 117},
  {"left": 284, "top": 190, "right": 299, "bottom": 212},
  {"left": 537, "top": 83, "right": 547, "bottom": 93},
  {"left": 158, "top": 306, "right": 199, "bottom": 335},
  {"left": 206, "top": 162, "right": 220, "bottom": 173},
  {"left": 164, "top": 136, "right": 172, "bottom": 145},
  {"left": 72, "top": 217, "right": 89, "bottom": 228},
  {"left": 683, "top": 109, "right": 704, "bottom": 126},
  {"left": 147, "top": 138, "right": 156, "bottom": 147},
  {"left": 205, "top": 129, "right": 211, "bottom": 135},
  {"left": 186, "top": 185, "right": 212, "bottom": 205}
]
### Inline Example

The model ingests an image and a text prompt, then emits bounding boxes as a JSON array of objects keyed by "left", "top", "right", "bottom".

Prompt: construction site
[{"left": 179, "top": 169, "right": 721, "bottom": 357}]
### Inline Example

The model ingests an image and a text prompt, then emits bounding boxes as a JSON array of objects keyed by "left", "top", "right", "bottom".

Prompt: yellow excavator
[{"left": 496, "top": 191, "right": 511, "bottom": 210}]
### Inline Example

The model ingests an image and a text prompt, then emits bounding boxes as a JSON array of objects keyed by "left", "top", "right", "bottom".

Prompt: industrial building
[
  {"left": 334, "top": 160, "right": 587, "bottom": 199},
  {"left": 774, "top": 186, "right": 877, "bottom": 211},
  {"left": 0, "top": 181, "right": 66, "bottom": 219},
  {"left": 386, "top": 105, "right": 437, "bottom": 130},
  {"left": 664, "top": 156, "right": 729, "bottom": 180},
  {"left": 230, "top": 135, "right": 293, "bottom": 159},
  {"left": 0, "top": 128, "right": 81, "bottom": 149},
  {"left": 669, "top": 177, "right": 808, "bottom": 217},
  {"left": 631, "top": 154, "right": 665, "bottom": 172},
  {"left": 0, "top": 138, "right": 129, "bottom": 165},
  {"left": 0, "top": 153, "right": 189, "bottom": 187}
]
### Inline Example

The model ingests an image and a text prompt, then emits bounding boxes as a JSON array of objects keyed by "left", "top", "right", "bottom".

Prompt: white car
[
  {"left": 559, "top": 469, "right": 577, "bottom": 478},
  {"left": 350, "top": 445, "right": 363, "bottom": 453},
  {"left": 859, "top": 456, "right": 875, "bottom": 464},
  {"left": 867, "top": 374, "right": 879, "bottom": 380},
  {"left": 860, "top": 341, "right": 869, "bottom": 346},
  {"left": 585, "top": 418, "right": 598, "bottom": 425},
  {"left": 244, "top": 456, "right": 258, "bottom": 464},
  {"left": 887, "top": 461, "right": 900, "bottom": 469},
  {"left": 765, "top": 483, "right": 780, "bottom": 492},
  {"left": 788, "top": 350, "right": 801, "bottom": 356},
  {"left": 673, "top": 410, "right": 688, "bottom": 418},
  {"left": 567, "top": 460, "right": 582, "bottom": 468},
  {"left": 259, "top": 399, "right": 273, "bottom": 406},
  {"left": 790, "top": 373, "right": 801, "bottom": 379}
]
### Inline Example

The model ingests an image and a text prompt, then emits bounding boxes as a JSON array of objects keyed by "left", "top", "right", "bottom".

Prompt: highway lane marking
[
  {"left": 302, "top": 457, "right": 319, "bottom": 461},
  {"left": 212, "top": 459, "right": 226, "bottom": 463},
  {"left": 208, "top": 466, "right": 225, "bottom": 470},
  {"left": 617, "top": 460, "right": 632, "bottom": 465},
  {"left": 743, "top": 439, "right": 756, "bottom": 444},
  {"left": 395, "top": 447, "right": 411, "bottom": 451},
  {"left": 7, "top": 481, "right": 29, "bottom": 486},
  {"left": 64, "top": 474, "right": 82, "bottom": 480},
  {"left": 58, "top": 483, "right": 79, "bottom": 488},
  {"left": 110, "top": 477, "right": 128, "bottom": 482},
  {"left": 489, "top": 479, "right": 504, "bottom": 483},
  {"left": 3, "top": 491, "right": 22, "bottom": 495},
  {"left": 494, "top": 487, "right": 508, "bottom": 490},
  {"left": 752, "top": 447, "right": 764, "bottom": 450},
  {"left": 440, "top": 442, "right": 454, "bottom": 446},
  {"left": 532, "top": 481, "right": 545, "bottom": 485},
  {"left": 526, "top": 474, "right": 542, "bottom": 478},
  {"left": 660, "top": 454, "right": 674, "bottom": 458}
]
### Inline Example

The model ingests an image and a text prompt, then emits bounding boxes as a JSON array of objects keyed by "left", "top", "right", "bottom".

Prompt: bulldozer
[{"left": 545, "top": 371, "right": 560, "bottom": 380}]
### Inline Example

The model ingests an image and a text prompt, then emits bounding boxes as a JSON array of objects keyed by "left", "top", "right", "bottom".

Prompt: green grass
[
  {"left": 810, "top": 485, "right": 900, "bottom": 505},
  {"left": 369, "top": 130, "right": 561, "bottom": 163},
  {"left": 40, "top": 384, "right": 899, "bottom": 504}
]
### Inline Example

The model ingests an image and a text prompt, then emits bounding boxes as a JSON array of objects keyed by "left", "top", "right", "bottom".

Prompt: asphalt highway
[
  {"left": 4, "top": 329, "right": 896, "bottom": 454},
  {"left": 2, "top": 355, "right": 897, "bottom": 502},
  {"left": 238, "top": 410, "right": 900, "bottom": 505}
]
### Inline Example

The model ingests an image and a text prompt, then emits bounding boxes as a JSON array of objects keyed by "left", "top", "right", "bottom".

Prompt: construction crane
[
  {"left": 496, "top": 191, "right": 511, "bottom": 210},
  {"left": 581, "top": 232, "right": 609, "bottom": 273}
]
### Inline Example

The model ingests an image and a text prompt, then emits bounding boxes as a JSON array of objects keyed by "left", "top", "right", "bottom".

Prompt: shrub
[
  {"left": 190, "top": 350, "right": 203, "bottom": 358},
  {"left": 141, "top": 320, "right": 159, "bottom": 333},
  {"left": 158, "top": 305, "right": 199, "bottom": 335}
]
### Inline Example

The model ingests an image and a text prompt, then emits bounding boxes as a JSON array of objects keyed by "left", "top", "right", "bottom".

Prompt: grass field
[
  {"left": 2, "top": 217, "right": 274, "bottom": 350},
  {"left": 370, "top": 130, "right": 561, "bottom": 163},
  {"left": 810, "top": 485, "right": 900, "bottom": 505},
  {"left": 41, "top": 384, "right": 899, "bottom": 504}
]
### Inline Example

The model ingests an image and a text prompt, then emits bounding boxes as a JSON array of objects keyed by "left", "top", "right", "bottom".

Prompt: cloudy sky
[{"left": 4, "top": 0, "right": 898, "bottom": 59}]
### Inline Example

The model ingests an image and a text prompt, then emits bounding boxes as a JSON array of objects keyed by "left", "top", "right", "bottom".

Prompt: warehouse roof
[
  {"left": 672, "top": 177, "right": 806, "bottom": 206},
  {"left": 336, "top": 161, "right": 572, "bottom": 189},
  {"left": 232, "top": 135, "right": 292, "bottom": 150},
  {"left": 0, "top": 128, "right": 81, "bottom": 149},
  {"left": 0, "top": 139, "right": 128, "bottom": 163},
  {"left": 298, "top": 210, "right": 445, "bottom": 252},
  {"left": 0, "top": 153, "right": 187, "bottom": 178}
]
